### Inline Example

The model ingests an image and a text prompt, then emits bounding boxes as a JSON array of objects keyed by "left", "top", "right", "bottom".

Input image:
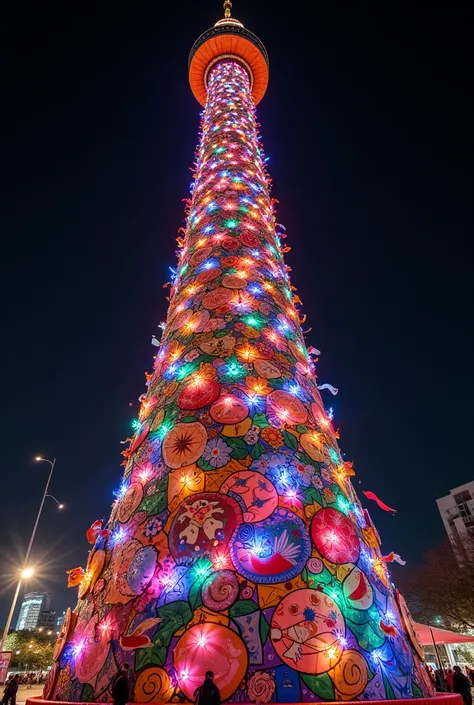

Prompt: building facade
[
  {"left": 437, "top": 480, "right": 474, "bottom": 558},
  {"left": 15, "top": 592, "right": 51, "bottom": 631}
]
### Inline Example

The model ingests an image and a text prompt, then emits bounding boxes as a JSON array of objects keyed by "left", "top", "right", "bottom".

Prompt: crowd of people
[{"left": 427, "top": 664, "right": 474, "bottom": 705}]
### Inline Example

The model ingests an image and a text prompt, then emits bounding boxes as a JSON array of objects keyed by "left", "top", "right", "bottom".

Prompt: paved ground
[{"left": 16, "top": 685, "right": 43, "bottom": 704}]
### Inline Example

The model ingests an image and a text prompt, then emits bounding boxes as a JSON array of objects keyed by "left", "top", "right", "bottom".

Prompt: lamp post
[
  {"left": 0, "top": 568, "right": 34, "bottom": 654},
  {"left": 0, "top": 457, "right": 62, "bottom": 654}
]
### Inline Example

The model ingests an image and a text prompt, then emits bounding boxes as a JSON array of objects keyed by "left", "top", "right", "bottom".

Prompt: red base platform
[{"left": 25, "top": 694, "right": 463, "bottom": 705}]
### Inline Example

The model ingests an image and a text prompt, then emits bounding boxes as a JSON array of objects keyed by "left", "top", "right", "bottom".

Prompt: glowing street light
[{"left": 0, "top": 456, "right": 63, "bottom": 653}]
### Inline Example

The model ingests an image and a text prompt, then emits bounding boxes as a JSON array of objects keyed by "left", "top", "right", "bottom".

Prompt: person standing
[
  {"left": 1, "top": 675, "right": 19, "bottom": 705},
  {"left": 193, "top": 671, "right": 221, "bottom": 705},
  {"left": 453, "top": 665, "right": 473, "bottom": 705},
  {"left": 111, "top": 664, "right": 130, "bottom": 705},
  {"left": 446, "top": 669, "right": 454, "bottom": 692}
]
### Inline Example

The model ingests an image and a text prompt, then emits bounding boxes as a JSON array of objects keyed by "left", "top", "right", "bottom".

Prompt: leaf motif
[
  {"left": 251, "top": 440, "right": 265, "bottom": 460},
  {"left": 197, "top": 456, "right": 214, "bottom": 471},
  {"left": 283, "top": 430, "right": 298, "bottom": 451},
  {"left": 189, "top": 579, "right": 203, "bottom": 611},
  {"left": 138, "top": 492, "right": 167, "bottom": 516},
  {"left": 252, "top": 412, "right": 269, "bottom": 428},
  {"left": 226, "top": 437, "right": 248, "bottom": 460},
  {"left": 259, "top": 614, "right": 270, "bottom": 644},
  {"left": 81, "top": 684, "right": 94, "bottom": 702},
  {"left": 229, "top": 600, "right": 259, "bottom": 617},
  {"left": 134, "top": 645, "right": 167, "bottom": 672},
  {"left": 180, "top": 416, "right": 198, "bottom": 423},
  {"left": 296, "top": 424, "right": 309, "bottom": 434},
  {"left": 300, "top": 673, "right": 335, "bottom": 700}
]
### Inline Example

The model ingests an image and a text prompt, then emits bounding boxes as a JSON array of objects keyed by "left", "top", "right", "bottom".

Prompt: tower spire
[{"left": 223, "top": 0, "right": 232, "bottom": 18}]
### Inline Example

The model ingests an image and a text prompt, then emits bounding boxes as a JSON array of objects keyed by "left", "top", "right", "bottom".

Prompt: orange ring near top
[{"left": 189, "top": 27, "right": 269, "bottom": 106}]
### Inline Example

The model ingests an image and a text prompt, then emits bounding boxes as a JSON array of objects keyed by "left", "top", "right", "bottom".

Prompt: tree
[
  {"left": 1, "top": 630, "right": 55, "bottom": 671},
  {"left": 398, "top": 539, "right": 474, "bottom": 632}
]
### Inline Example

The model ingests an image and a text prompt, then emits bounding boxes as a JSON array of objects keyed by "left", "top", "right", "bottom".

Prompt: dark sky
[{"left": 0, "top": 0, "right": 472, "bottom": 626}]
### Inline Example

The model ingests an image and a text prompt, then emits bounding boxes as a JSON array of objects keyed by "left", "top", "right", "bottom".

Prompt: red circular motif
[
  {"left": 310, "top": 508, "right": 360, "bottom": 564},
  {"left": 221, "top": 275, "right": 247, "bottom": 289},
  {"left": 190, "top": 246, "right": 213, "bottom": 267},
  {"left": 267, "top": 390, "right": 308, "bottom": 424},
  {"left": 221, "top": 236, "right": 240, "bottom": 250},
  {"left": 240, "top": 232, "right": 260, "bottom": 248},
  {"left": 210, "top": 394, "right": 249, "bottom": 424},
  {"left": 196, "top": 267, "right": 222, "bottom": 284},
  {"left": 202, "top": 287, "right": 234, "bottom": 310},
  {"left": 178, "top": 379, "right": 220, "bottom": 410}
]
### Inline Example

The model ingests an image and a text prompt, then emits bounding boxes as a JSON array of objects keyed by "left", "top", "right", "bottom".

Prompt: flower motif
[
  {"left": 203, "top": 317, "right": 226, "bottom": 332},
  {"left": 289, "top": 461, "right": 314, "bottom": 487},
  {"left": 247, "top": 671, "right": 276, "bottom": 705},
  {"left": 257, "top": 302, "right": 271, "bottom": 316},
  {"left": 311, "top": 475, "right": 323, "bottom": 489},
  {"left": 245, "top": 375, "right": 272, "bottom": 396},
  {"left": 184, "top": 348, "right": 200, "bottom": 362},
  {"left": 203, "top": 436, "right": 232, "bottom": 468},
  {"left": 266, "top": 413, "right": 285, "bottom": 429},
  {"left": 321, "top": 468, "right": 331, "bottom": 483},
  {"left": 143, "top": 516, "right": 163, "bottom": 539},
  {"left": 244, "top": 425, "right": 260, "bottom": 445},
  {"left": 323, "top": 486, "right": 336, "bottom": 503},
  {"left": 261, "top": 426, "right": 284, "bottom": 449}
]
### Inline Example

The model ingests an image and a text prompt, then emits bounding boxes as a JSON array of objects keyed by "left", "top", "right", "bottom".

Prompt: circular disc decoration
[
  {"left": 169, "top": 492, "right": 242, "bottom": 565},
  {"left": 167, "top": 309, "right": 193, "bottom": 333},
  {"left": 178, "top": 379, "right": 220, "bottom": 410},
  {"left": 162, "top": 421, "right": 207, "bottom": 468},
  {"left": 311, "top": 508, "right": 360, "bottom": 565},
  {"left": 190, "top": 246, "right": 213, "bottom": 267},
  {"left": 42, "top": 663, "right": 59, "bottom": 700},
  {"left": 196, "top": 267, "right": 222, "bottom": 284},
  {"left": 395, "top": 588, "right": 425, "bottom": 660},
  {"left": 300, "top": 433, "right": 326, "bottom": 463},
  {"left": 342, "top": 565, "right": 373, "bottom": 610},
  {"left": 53, "top": 607, "right": 77, "bottom": 661},
  {"left": 270, "top": 588, "right": 344, "bottom": 673},
  {"left": 221, "top": 236, "right": 239, "bottom": 249},
  {"left": 267, "top": 390, "right": 307, "bottom": 424},
  {"left": 222, "top": 274, "right": 247, "bottom": 289},
  {"left": 202, "top": 287, "right": 234, "bottom": 310},
  {"left": 188, "top": 309, "right": 211, "bottom": 332},
  {"left": 210, "top": 394, "right": 248, "bottom": 424},
  {"left": 134, "top": 667, "right": 173, "bottom": 703},
  {"left": 174, "top": 622, "right": 248, "bottom": 701},
  {"left": 221, "top": 470, "right": 278, "bottom": 523},
  {"left": 117, "top": 483, "right": 144, "bottom": 524},
  {"left": 330, "top": 649, "right": 369, "bottom": 700},
  {"left": 254, "top": 358, "right": 281, "bottom": 379},
  {"left": 200, "top": 334, "right": 236, "bottom": 356},
  {"left": 127, "top": 545, "right": 158, "bottom": 594},
  {"left": 74, "top": 614, "right": 110, "bottom": 684},
  {"left": 79, "top": 548, "right": 105, "bottom": 599},
  {"left": 240, "top": 231, "right": 260, "bottom": 248},
  {"left": 201, "top": 570, "right": 239, "bottom": 611},
  {"left": 230, "top": 508, "right": 311, "bottom": 583}
]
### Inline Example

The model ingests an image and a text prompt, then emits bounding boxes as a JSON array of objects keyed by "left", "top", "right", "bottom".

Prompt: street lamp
[
  {"left": 0, "top": 456, "right": 62, "bottom": 654},
  {"left": 0, "top": 567, "right": 35, "bottom": 654}
]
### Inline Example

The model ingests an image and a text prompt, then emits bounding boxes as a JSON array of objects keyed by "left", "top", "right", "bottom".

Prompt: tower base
[{"left": 26, "top": 694, "right": 463, "bottom": 705}]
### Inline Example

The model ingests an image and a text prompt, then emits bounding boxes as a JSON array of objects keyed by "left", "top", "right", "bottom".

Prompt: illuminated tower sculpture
[{"left": 43, "top": 3, "right": 438, "bottom": 704}]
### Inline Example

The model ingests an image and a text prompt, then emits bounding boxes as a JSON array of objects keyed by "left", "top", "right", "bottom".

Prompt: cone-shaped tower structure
[{"left": 43, "top": 4, "right": 438, "bottom": 704}]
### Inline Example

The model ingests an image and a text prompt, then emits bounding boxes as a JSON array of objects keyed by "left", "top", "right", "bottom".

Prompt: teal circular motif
[{"left": 229, "top": 508, "right": 310, "bottom": 584}]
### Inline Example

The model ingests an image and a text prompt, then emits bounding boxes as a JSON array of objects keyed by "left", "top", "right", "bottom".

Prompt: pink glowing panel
[
  {"left": 270, "top": 588, "right": 345, "bottom": 674},
  {"left": 174, "top": 622, "right": 248, "bottom": 701}
]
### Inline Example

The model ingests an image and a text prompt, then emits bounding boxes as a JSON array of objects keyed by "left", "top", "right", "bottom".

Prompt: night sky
[{"left": 0, "top": 0, "right": 472, "bottom": 626}]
